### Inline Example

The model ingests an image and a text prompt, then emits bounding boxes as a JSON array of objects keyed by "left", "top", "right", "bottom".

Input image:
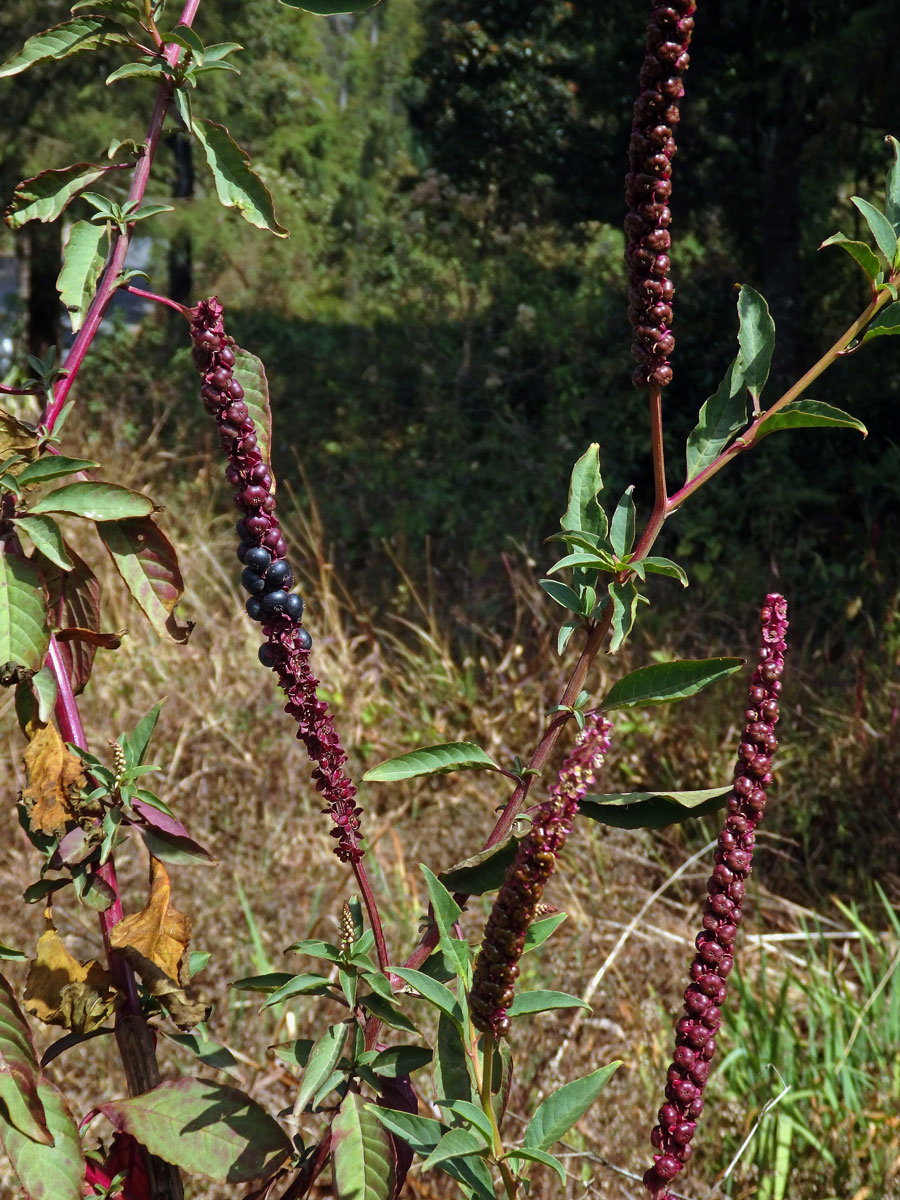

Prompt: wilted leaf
[
  {"left": 37, "top": 543, "right": 101, "bottom": 696},
  {"left": 21, "top": 721, "right": 86, "bottom": 836},
  {"left": 24, "top": 914, "right": 114, "bottom": 1033},
  {"left": 56, "top": 221, "right": 106, "bottom": 334},
  {"left": 0, "top": 408, "right": 40, "bottom": 465},
  {"left": 110, "top": 858, "right": 209, "bottom": 1029},
  {"left": 191, "top": 118, "right": 287, "bottom": 237},
  {"left": 0, "top": 973, "right": 51, "bottom": 1144},
  {"left": 6, "top": 163, "right": 125, "bottom": 231},
  {"left": 0, "top": 1078, "right": 84, "bottom": 1200},
  {"left": 97, "top": 516, "right": 189, "bottom": 642}
]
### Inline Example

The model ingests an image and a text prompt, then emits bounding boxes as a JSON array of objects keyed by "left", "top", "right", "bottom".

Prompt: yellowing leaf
[
  {"left": 21, "top": 722, "right": 86, "bottom": 836},
  {"left": 0, "top": 408, "right": 40, "bottom": 468},
  {"left": 110, "top": 858, "right": 208, "bottom": 1030},
  {"left": 24, "top": 914, "right": 114, "bottom": 1034}
]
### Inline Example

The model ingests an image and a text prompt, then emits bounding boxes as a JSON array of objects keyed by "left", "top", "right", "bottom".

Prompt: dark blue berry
[
  {"left": 284, "top": 593, "right": 304, "bottom": 620},
  {"left": 236, "top": 519, "right": 249, "bottom": 540},
  {"left": 237, "top": 541, "right": 249, "bottom": 565},
  {"left": 258, "top": 643, "right": 279, "bottom": 668},
  {"left": 261, "top": 589, "right": 289, "bottom": 615},
  {"left": 265, "top": 560, "right": 293, "bottom": 590},
  {"left": 241, "top": 568, "right": 266, "bottom": 595},
  {"left": 297, "top": 627, "right": 312, "bottom": 651},
  {"left": 246, "top": 596, "right": 264, "bottom": 621},
  {"left": 244, "top": 546, "right": 271, "bottom": 573}
]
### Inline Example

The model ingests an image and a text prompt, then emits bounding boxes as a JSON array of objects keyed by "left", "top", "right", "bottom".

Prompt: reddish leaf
[
  {"left": 97, "top": 517, "right": 190, "bottom": 643},
  {"left": 0, "top": 972, "right": 51, "bottom": 1145},
  {"left": 0, "top": 1077, "right": 84, "bottom": 1200},
  {"left": 37, "top": 544, "right": 100, "bottom": 696},
  {"left": 55, "top": 626, "right": 122, "bottom": 649}
]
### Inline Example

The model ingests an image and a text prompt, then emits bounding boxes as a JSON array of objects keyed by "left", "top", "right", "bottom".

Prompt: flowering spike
[
  {"left": 625, "top": 0, "right": 696, "bottom": 390},
  {"left": 470, "top": 714, "right": 613, "bottom": 1038},
  {"left": 190, "top": 297, "right": 364, "bottom": 863},
  {"left": 643, "top": 595, "right": 789, "bottom": 1200}
]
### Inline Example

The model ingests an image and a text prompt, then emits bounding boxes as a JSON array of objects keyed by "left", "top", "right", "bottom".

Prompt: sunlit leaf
[
  {"left": 363, "top": 742, "right": 499, "bottom": 782},
  {"left": 756, "top": 400, "right": 867, "bottom": 439},
  {"left": 850, "top": 195, "right": 898, "bottom": 263},
  {"left": 191, "top": 118, "right": 287, "bottom": 237},
  {"left": 31, "top": 481, "right": 154, "bottom": 521},
  {"left": 97, "top": 516, "right": 189, "bottom": 642},
  {"left": 600, "top": 658, "right": 744, "bottom": 710},
  {"left": 580, "top": 785, "right": 732, "bottom": 830},
  {"left": 6, "top": 164, "right": 124, "bottom": 231},
  {"left": 13, "top": 516, "right": 73, "bottom": 571},
  {"left": 524, "top": 1062, "right": 621, "bottom": 1151},
  {"left": 20, "top": 721, "right": 85, "bottom": 837},
  {"left": 685, "top": 355, "right": 747, "bottom": 482},
  {"left": 24, "top": 916, "right": 114, "bottom": 1034},
  {"left": 0, "top": 551, "right": 50, "bottom": 672},
  {"left": 0, "top": 973, "right": 50, "bottom": 1144},
  {"left": 0, "top": 1078, "right": 84, "bottom": 1200},
  {"left": 56, "top": 221, "right": 106, "bottom": 333},
  {"left": 331, "top": 1091, "right": 396, "bottom": 1200},
  {"left": 0, "top": 18, "right": 128, "bottom": 77},
  {"left": 820, "top": 231, "right": 882, "bottom": 282}
]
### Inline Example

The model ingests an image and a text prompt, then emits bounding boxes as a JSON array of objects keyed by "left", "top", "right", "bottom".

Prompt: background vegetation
[{"left": 1, "top": 0, "right": 899, "bottom": 1195}]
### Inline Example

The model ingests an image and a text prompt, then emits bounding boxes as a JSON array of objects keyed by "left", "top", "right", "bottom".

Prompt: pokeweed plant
[{"left": 0, "top": 0, "right": 898, "bottom": 1198}]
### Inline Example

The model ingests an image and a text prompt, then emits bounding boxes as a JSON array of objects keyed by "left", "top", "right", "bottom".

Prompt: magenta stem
[{"left": 125, "top": 285, "right": 192, "bottom": 317}]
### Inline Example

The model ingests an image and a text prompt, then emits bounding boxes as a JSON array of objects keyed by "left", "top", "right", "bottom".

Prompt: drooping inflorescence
[
  {"left": 643, "top": 594, "right": 789, "bottom": 1199},
  {"left": 190, "top": 297, "right": 364, "bottom": 863},
  {"left": 625, "top": 0, "right": 696, "bottom": 390},
  {"left": 470, "top": 714, "right": 613, "bottom": 1038}
]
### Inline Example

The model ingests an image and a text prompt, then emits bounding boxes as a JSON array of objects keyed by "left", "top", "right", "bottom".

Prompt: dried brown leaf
[
  {"left": 24, "top": 914, "right": 114, "bottom": 1034},
  {"left": 21, "top": 721, "right": 86, "bottom": 836}
]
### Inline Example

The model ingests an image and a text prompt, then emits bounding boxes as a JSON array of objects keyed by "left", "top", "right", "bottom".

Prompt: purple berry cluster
[
  {"left": 625, "top": 0, "right": 696, "bottom": 390},
  {"left": 191, "top": 297, "right": 364, "bottom": 863},
  {"left": 644, "top": 594, "right": 789, "bottom": 1200},
  {"left": 470, "top": 714, "right": 613, "bottom": 1038}
]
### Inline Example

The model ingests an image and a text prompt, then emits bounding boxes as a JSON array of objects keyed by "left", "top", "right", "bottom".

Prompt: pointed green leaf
[
  {"left": 861, "top": 302, "right": 900, "bottom": 345},
  {"left": 0, "top": 551, "right": 50, "bottom": 671},
  {"left": 523, "top": 913, "right": 567, "bottom": 953},
  {"left": 6, "top": 165, "right": 121, "bottom": 231},
  {"left": 608, "top": 579, "right": 638, "bottom": 653},
  {"left": 737, "top": 285, "right": 776, "bottom": 402},
  {"left": 17, "top": 456, "right": 99, "bottom": 485},
  {"left": 96, "top": 515, "right": 188, "bottom": 641},
  {"left": 685, "top": 356, "right": 748, "bottom": 481},
  {"left": 363, "top": 742, "right": 499, "bottom": 783},
  {"left": 819, "top": 232, "right": 882, "bottom": 282},
  {"left": 230, "top": 972, "right": 294, "bottom": 993},
  {"left": 580, "top": 786, "right": 732, "bottom": 830},
  {"left": 420, "top": 1126, "right": 488, "bottom": 1171},
  {"left": 539, "top": 578, "right": 582, "bottom": 613},
  {"left": 547, "top": 550, "right": 615, "bottom": 575},
  {"left": 370, "top": 1045, "right": 432, "bottom": 1078},
  {"left": 30, "top": 664, "right": 58, "bottom": 724},
  {"left": 99, "top": 1078, "right": 291, "bottom": 1182},
  {"left": 56, "top": 221, "right": 105, "bottom": 334},
  {"left": 70, "top": 0, "right": 145, "bottom": 18},
  {"left": 886, "top": 136, "right": 900, "bottom": 236},
  {"left": 358, "top": 991, "right": 419, "bottom": 1034},
  {"left": 13, "top": 516, "right": 73, "bottom": 571},
  {"left": 366, "top": 1106, "right": 442, "bottom": 1155},
  {"left": 280, "top": 0, "right": 382, "bottom": 14},
  {"left": 0, "top": 1079, "right": 83, "bottom": 1199},
  {"left": 560, "top": 444, "right": 606, "bottom": 538},
  {"left": 850, "top": 196, "right": 898, "bottom": 264},
  {"left": 283, "top": 938, "right": 343, "bottom": 962},
  {"left": 392, "top": 969, "right": 463, "bottom": 1028},
  {"left": 641, "top": 557, "right": 688, "bottom": 587},
  {"left": 421, "top": 865, "right": 468, "bottom": 980},
  {"left": 332, "top": 1091, "right": 396, "bottom": 1200},
  {"left": 191, "top": 118, "right": 287, "bottom": 237},
  {"left": 433, "top": 1013, "right": 471, "bottom": 1110},
  {"left": 505, "top": 1145, "right": 566, "bottom": 1184},
  {"left": 0, "top": 947, "right": 26, "bottom": 961},
  {"left": 295, "top": 1024, "right": 349, "bottom": 1114},
  {"left": 444, "top": 1100, "right": 493, "bottom": 1147},
  {"left": 601, "top": 657, "right": 744, "bottom": 710},
  {"left": 524, "top": 1062, "right": 621, "bottom": 1151},
  {"left": 0, "top": 18, "right": 128, "bottom": 77},
  {"left": 757, "top": 400, "right": 867, "bottom": 439},
  {"left": 31, "top": 482, "right": 153, "bottom": 521},
  {"left": 557, "top": 618, "right": 580, "bottom": 657},
  {"left": 162, "top": 1031, "right": 239, "bottom": 1075},
  {"left": 439, "top": 835, "right": 523, "bottom": 896},
  {"left": 506, "top": 990, "right": 589, "bottom": 1017},
  {"left": 232, "top": 348, "right": 272, "bottom": 480},
  {"left": 105, "top": 59, "right": 167, "bottom": 85},
  {"left": 609, "top": 486, "right": 635, "bottom": 558},
  {"left": 127, "top": 701, "right": 163, "bottom": 767},
  {"left": 261, "top": 973, "right": 334, "bottom": 1009},
  {"left": 0, "top": 975, "right": 50, "bottom": 1145}
]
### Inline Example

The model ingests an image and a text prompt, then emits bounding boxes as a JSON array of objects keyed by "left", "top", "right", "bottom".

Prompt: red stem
[{"left": 125, "top": 284, "right": 192, "bottom": 316}]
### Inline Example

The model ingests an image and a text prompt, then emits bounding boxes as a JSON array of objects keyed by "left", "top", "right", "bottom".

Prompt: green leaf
[
  {"left": 30, "top": 481, "right": 152, "bottom": 521},
  {"left": 56, "top": 221, "right": 106, "bottom": 334},
  {"left": 506, "top": 990, "right": 589, "bottom": 1017},
  {"left": 524, "top": 1062, "right": 621, "bottom": 1151},
  {"left": 284, "top": 938, "right": 343, "bottom": 963},
  {"left": 280, "top": 0, "right": 382, "bottom": 13},
  {"left": 641, "top": 557, "right": 688, "bottom": 587},
  {"left": 30, "top": 665, "right": 58, "bottom": 725},
  {"left": 261, "top": 973, "right": 334, "bottom": 1009},
  {"left": 439, "top": 836, "right": 522, "bottom": 895},
  {"left": 608, "top": 579, "right": 638, "bottom": 653},
  {"left": 295, "top": 1024, "right": 349, "bottom": 1114},
  {"left": 580, "top": 786, "right": 732, "bottom": 831},
  {"left": 70, "top": 0, "right": 145, "bottom": 18},
  {"left": 162, "top": 1030, "right": 239, "bottom": 1074},
  {"left": 420, "top": 865, "right": 467, "bottom": 980},
  {"left": 505, "top": 1146, "right": 566, "bottom": 1185},
  {"left": 560, "top": 444, "right": 606, "bottom": 539},
  {"left": 99, "top": 1078, "right": 290, "bottom": 1182},
  {"left": 861, "top": 302, "right": 900, "bottom": 345},
  {"left": 13, "top": 516, "right": 73, "bottom": 571},
  {"left": 358, "top": 991, "right": 418, "bottom": 1034},
  {"left": 600, "top": 657, "right": 744, "bottom": 710},
  {"left": 0, "top": 1079, "right": 83, "bottom": 1200},
  {"left": 190, "top": 118, "right": 287, "bottom": 237},
  {"left": 17, "top": 456, "right": 99, "bottom": 485},
  {"left": 557, "top": 618, "right": 580, "bottom": 657},
  {"left": 370, "top": 1045, "right": 432, "bottom": 1078},
  {"left": 363, "top": 742, "right": 499, "bottom": 783},
  {"left": 737, "top": 284, "right": 776, "bottom": 403},
  {"left": 523, "top": 913, "right": 567, "bottom": 953},
  {"left": 392, "top": 969, "right": 463, "bottom": 1029},
  {"left": 756, "top": 400, "right": 867, "bottom": 439},
  {"left": 96, "top": 516, "right": 188, "bottom": 641},
  {"left": 273, "top": 1039, "right": 313, "bottom": 1071},
  {"left": 609, "top": 486, "right": 635, "bottom": 558},
  {"left": 0, "top": 974, "right": 50, "bottom": 1145},
  {"left": 165, "top": 23, "right": 205, "bottom": 56},
  {"left": 126, "top": 701, "right": 163, "bottom": 768},
  {"left": 230, "top": 972, "right": 294, "bottom": 993},
  {"left": 445, "top": 1100, "right": 493, "bottom": 1147},
  {"left": 685, "top": 355, "right": 748, "bottom": 481},
  {"left": 6, "top": 165, "right": 119, "bottom": 231},
  {"left": 331, "top": 1091, "right": 396, "bottom": 1200},
  {"left": 547, "top": 550, "right": 615, "bottom": 575},
  {"left": 0, "top": 18, "right": 128, "bottom": 77},
  {"left": 0, "top": 552, "right": 50, "bottom": 672},
  {"left": 0, "top": 946, "right": 26, "bottom": 961},
  {"left": 850, "top": 196, "right": 899, "bottom": 264},
  {"left": 433, "top": 1013, "right": 471, "bottom": 1110},
  {"left": 539, "top": 578, "right": 581, "bottom": 614},
  {"left": 365, "top": 1106, "right": 442, "bottom": 1155},
  {"left": 105, "top": 59, "right": 167, "bottom": 85},
  {"left": 819, "top": 232, "right": 882, "bottom": 283},
  {"left": 420, "top": 1126, "right": 488, "bottom": 1171},
  {"left": 886, "top": 136, "right": 900, "bottom": 237},
  {"left": 232, "top": 348, "right": 273, "bottom": 480}
]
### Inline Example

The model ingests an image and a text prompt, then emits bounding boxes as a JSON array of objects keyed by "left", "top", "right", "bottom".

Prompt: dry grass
[{"left": 1, "top": 410, "right": 899, "bottom": 1199}]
